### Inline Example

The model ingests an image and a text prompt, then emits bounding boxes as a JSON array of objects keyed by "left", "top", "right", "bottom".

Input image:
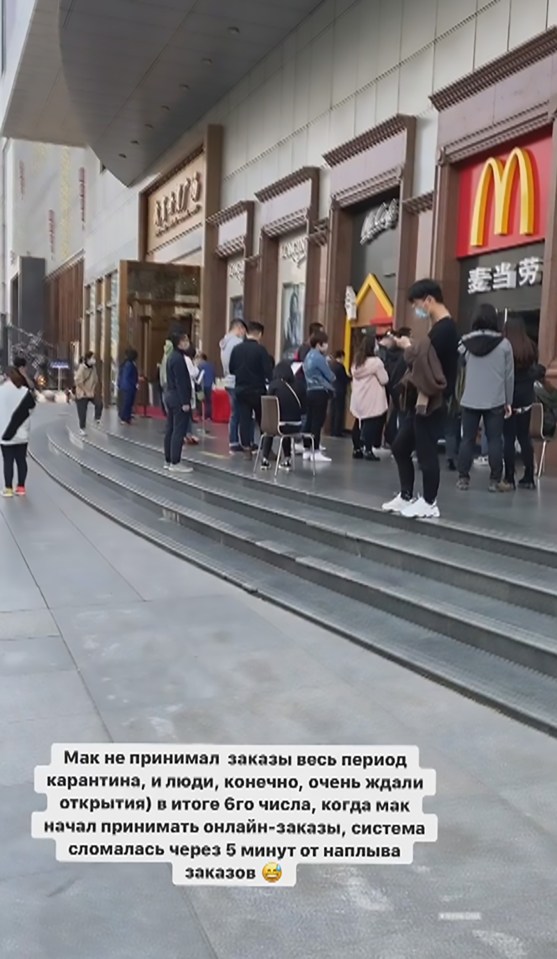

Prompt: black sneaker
[
  {"left": 364, "top": 450, "right": 380, "bottom": 462},
  {"left": 353, "top": 450, "right": 364, "bottom": 460},
  {"left": 260, "top": 459, "right": 271, "bottom": 471},
  {"left": 518, "top": 477, "right": 536, "bottom": 490},
  {"left": 447, "top": 459, "right": 457, "bottom": 472}
]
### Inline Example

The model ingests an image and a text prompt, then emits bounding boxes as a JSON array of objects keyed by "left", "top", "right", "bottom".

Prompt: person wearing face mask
[
  {"left": 74, "top": 352, "right": 100, "bottom": 437},
  {"left": 383, "top": 280, "right": 459, "bottom": 519}
]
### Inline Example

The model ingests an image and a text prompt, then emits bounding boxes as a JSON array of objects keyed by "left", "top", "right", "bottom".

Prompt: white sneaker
[
  {"left": 319, "top": 445, "right": 327, "bottom": 452},
  {"left": 163, "top": 463, "right": 170, "bottom": 470},
  {"left": 294, "top": 442, "right": 304, "bottom": 455},
  {"left": 79, "top": 429, "right": 86, "bottom": 437},
  {"left": 382, "top": 493, "right": 409, "bottom": 513},
  {"left": 401, "top": 496, "right": 440, "bottom": 519},
  {"left": 475, "top": 456, "right": 489, "bottom": 467},
  {"left": 313, "top": 450, "right": 331, "bottom": 463},
  {"left": 169, "top": 464, "right": 193, "bottom": 474}
]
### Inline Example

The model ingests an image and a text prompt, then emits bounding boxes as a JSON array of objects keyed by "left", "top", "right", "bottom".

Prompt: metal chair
[
  {"left": 254, "top": 396, "right": 316, "bottom": 477},
  {"left": 529, "top": 402, "right": 555, "bottom": 478}
]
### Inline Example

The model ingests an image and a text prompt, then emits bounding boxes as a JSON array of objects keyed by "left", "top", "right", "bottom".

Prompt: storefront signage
[
  {"left": 146, "top": 154, "right": 205, "bottom": 255},
  {"left": 360, "top": 199, "right": 399, "bottom": 246},
  {"left": 228, "top": 260, "right": 245, "bottom": 284},
  {"left": 281, "top": 237, "right": 307, "bottom": 268},
  {"left": 471, "top": 149, "right": 534, "bottom": 248},
  {"left": 345, "top": 286, "right": 357, "bottom": 320},
  {"left": 467, "top": 256, "right": 543, "bottom": 294},
  {"left": 153, "top": 171, "right": 202, "bottom": 237},
  {"left": 457, "top": 135, "right": 551, "bottom": 258}
]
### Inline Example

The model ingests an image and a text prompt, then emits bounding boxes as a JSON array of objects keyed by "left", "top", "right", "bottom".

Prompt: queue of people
[{"left": 59, "top": 279, "right": 550, "bottom": 519}]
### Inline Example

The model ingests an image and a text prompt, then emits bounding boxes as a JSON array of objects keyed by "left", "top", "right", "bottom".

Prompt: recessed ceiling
[{"left": 57, "top": 0, "right": 326, "bottom": 184}]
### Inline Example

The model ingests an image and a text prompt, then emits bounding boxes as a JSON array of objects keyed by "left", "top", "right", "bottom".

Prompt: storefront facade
[
  {"left": 431, "top": 29, "right": 557, "bottom": 384},
  {"left": 323, "top": 116, "right": 437, "bottom": 365},
  {"left": 252, "top": 168, "right": 321, "bottom": 362},
  {"left": 205, "top": 200, "right": 255, "bottom": 342}
]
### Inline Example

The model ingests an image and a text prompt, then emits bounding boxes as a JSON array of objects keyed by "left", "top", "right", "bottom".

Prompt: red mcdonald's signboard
[{"left": 457, "top": 133, "right": 552, "bottom": 258}]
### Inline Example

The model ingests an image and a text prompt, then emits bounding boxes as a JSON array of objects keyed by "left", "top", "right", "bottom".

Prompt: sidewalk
[{"left": 1, "top": 461, "right": 557, "bottom": 958}]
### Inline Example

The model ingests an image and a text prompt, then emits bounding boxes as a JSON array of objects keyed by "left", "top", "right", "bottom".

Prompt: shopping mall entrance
[{"left": 122, "top": 261, "right": 201, "bottom": 398}]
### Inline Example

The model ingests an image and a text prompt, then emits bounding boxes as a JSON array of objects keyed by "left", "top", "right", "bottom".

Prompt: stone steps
[{"left": 29, "top": 418, "right": 557, "bottom": 737}]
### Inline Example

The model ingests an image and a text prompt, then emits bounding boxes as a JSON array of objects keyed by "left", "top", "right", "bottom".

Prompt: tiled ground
[{"left": 1, "top": 449, "right": 556, "bottom": 958}]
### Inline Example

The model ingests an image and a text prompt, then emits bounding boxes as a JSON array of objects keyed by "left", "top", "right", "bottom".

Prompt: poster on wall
[
  {"left": 281, "top": 283, "right": 305, "bottom": 360},
  {"left": 230, "top": 296, "right": 244, "bottom": 325}
]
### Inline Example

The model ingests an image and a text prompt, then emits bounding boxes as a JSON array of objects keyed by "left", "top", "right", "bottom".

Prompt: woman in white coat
[
  {"left": 350, "top": 332, "right": 389, "bottom": 461},
  {"left": 0, "top": 365, "right": 36, "bottom": 497}
]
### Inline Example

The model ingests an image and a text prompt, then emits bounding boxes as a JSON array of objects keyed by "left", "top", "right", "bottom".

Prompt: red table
[{"left": 212, "top": 388, "right": 231, "bottom": 424}]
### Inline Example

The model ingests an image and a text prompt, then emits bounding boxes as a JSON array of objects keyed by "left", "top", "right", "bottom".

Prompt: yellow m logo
[{"left": 470, "top": 148, "right": 535, "bottom": 248}]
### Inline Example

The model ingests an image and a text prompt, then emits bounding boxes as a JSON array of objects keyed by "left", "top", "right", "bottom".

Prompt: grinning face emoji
[{"left": 262, "top": 861, "right": 282, "bottom": 883}]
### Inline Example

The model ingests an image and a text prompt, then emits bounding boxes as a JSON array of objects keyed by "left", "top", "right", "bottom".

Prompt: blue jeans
[
  {"left": 458, "top": 407, "right": 504, "bottom": 481},
  {"left": 120, "top": 390, "right": 135, "bottom": 424},
  {"left": 227, "top": 387, "right": 253, "bottom": 447}
]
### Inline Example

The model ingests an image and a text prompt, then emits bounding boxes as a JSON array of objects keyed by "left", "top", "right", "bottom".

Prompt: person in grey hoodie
[
  {"left": 457, "top": 304, "right": 514, "bottom": 493},
  {"left": 220, "top": 319, "right": 249, "bottom": 452}
]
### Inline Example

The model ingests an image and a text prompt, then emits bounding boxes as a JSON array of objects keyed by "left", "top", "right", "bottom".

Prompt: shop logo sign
[
  {"left": 228, "top": 260, "right": 245, "bottom": 284},
  {"left": 467, "top": 256, "right": 543, "bottom": 294},
  {"left": 360, "top": 199, "right": 399, "bottom": 246},
  {"left": 345, "top": 286, "right": 357, "bottom": 320},
  {"left": 281, "top": 237, "right": 307, "bottom": 268},
  {"left": 470, "top": 148, "right": 535, "bottom": 248},
  {"left": 153, "top": 171, "right": 203, "bottom": 237}
]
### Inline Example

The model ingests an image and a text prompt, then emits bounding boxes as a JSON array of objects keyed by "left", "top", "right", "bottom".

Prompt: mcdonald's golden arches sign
[{"left": 457, "top": 134, "right": 552, "bottom": 258}]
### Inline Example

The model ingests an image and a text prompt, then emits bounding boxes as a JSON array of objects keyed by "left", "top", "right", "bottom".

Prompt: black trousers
[
  {"left": 392, "top": 408, "right": 446, "bottom": 505},
  {"left": 352, "top": 414, "right": 386, "bottom": 452},
  {"left": 384, "top": 403, "right": 399, "bottom": 447},
  {"left": 262, "top": 424, "right": 300, "bottom": 460},
  {"left": 2, "top": 443, "right": 28, "bottom": 488},
  {"left": 504, "top": 409, "right": 535, "bottom": 483},
  {"left": 164, "top": 407, "right": 191, "bottom": 465},
  {"left": 458, "top": 407, "right": 504, "bottom": 482},
  {"left": 330, "top": 393, "right": 347, "bottom": 436},
  {"left": 303, "top": 390, "right": 330, "bottom": 450},
  {"left": 76, "top": 397, "right": 103, "bottom": 429},
  {"left": 237, "top": 390, "right": 263, "bottom": 449}
]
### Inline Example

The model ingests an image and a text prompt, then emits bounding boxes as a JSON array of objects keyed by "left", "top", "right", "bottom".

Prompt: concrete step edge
[
  {"left": 44, "top": 430, "right": 557, "bottom": 666},
  {"left": 30, "top": 435, "right": 557, "bottom": 741}
]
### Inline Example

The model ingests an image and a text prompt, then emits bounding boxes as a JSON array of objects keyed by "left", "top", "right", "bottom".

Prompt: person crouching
[{"left": 260, "top": 362, "right": 302, "bottom": 471}]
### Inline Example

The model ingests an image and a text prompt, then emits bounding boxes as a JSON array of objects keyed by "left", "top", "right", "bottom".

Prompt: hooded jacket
[
  {"left": 0, "top": 377, "right": 36, "bottom": 445},
  {"left": 159, "top": 340, "right": 173, "bottom": 390},
  {"left": 459, "top": 330, "right": 514, "bottom": 410},
  {"left": 350, "top": 357, "right": 389, "bottom": 420},
  {"left": 220, "top": 332, "right": 244, "bottom": 389}
]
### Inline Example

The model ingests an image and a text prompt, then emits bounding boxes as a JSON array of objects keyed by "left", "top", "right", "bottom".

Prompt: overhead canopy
[{"left": 3, "top": 0, "right": 325, "bottom": 185}]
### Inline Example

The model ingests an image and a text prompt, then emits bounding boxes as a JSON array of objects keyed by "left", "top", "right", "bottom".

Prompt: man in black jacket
[
  {"left": 163, "top": 331, "right": 194, "bottom": 473},
  {"left": 229, "top": 321, "right": 273, "bottom": 457}
]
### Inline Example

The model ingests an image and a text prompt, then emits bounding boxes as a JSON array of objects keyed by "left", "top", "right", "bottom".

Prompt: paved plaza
[{"left": 1, "top": 457, "right": 557, "bottom": 958}]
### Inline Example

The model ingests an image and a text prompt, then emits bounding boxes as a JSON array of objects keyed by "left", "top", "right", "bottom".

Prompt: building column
[
  {"left": 324, "top": 202, "right": 353, "bottom": 350},
  {"left": 431, "top": 157, "right": 461, "bottom": 319},
  {"left": 540, "top": 111, "right": 557, "bottom": 378}
]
